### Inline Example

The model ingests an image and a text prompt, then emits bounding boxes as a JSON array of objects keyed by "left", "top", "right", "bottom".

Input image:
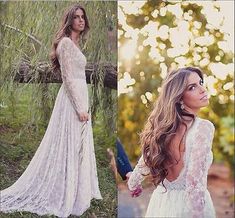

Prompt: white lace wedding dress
[
  {"left": 0, "top": 37, "right": 102, "bottom": 217},
  {"left": 128, "top": 117, "right": 216, "bottom": 218}
]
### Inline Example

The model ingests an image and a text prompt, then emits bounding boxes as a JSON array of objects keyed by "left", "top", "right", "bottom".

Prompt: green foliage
[{"left": 217, "top": 117, "right": 234, "bottom": 166}]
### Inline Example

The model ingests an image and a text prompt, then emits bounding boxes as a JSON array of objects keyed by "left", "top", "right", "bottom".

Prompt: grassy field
[{"left": 0, "top": 85, "right": 117, "bottom": 218}]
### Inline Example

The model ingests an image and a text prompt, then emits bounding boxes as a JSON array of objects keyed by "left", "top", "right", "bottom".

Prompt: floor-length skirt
[
  {"left": 145, "top": 185, "right": 216, "bottom": 218},
  {"left": 0, "top": 84, "right": 102, "bottom": 217}
]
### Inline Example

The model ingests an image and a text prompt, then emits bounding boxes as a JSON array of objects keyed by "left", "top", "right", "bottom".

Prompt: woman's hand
[
  {"left": 78, "top": 112, "right": 89, "bottom": 122},
  {"left": 126, "top": 172, "right": 143, "bottom": 198},
  {"left": 130, "top": 185, "right": 143, "bottom": 198}
]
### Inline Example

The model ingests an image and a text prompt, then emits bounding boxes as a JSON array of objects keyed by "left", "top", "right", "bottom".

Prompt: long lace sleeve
[
  {"left": 186, "top": 120, "right": 215, "bottom": 218},
  {"left": 127, "top": 155, "right": 150, "bottom": 191},
  {"left": 57, "top": 38, "right": 86, "bottom": 115}
]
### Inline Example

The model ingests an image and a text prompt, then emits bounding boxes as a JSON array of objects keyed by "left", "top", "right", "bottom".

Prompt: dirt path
[
  {"left": 118, "top": 163, "right": 234, "bottom": 218},
  {"left": 208, "top": 163, "right": 234, "bottom": 218}
]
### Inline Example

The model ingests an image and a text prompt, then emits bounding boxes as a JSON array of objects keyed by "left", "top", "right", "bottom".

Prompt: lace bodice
[
  {"left": 56, "top": 37, "right": 88, "bottom": 115},
  {"left": 127, "top": 117, "right": 215, "bottom": 218}
]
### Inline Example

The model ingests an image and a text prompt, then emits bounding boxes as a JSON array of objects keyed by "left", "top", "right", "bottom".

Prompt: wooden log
[{"left": 14, "top": 60, "right": 117, "bottom": 90}]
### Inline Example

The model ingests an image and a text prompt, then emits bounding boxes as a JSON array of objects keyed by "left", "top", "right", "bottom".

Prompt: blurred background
[
  {"left": 0, "top": 1, "right": 117, "bottom": 217},
  {"left": 118, "top": 1, "right": 234, "bottom": 218}
]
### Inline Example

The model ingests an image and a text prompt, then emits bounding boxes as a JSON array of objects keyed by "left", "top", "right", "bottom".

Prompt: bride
[
  {"left": 0, "top": 4, "right": 102, "bottom": 217},
  {"left": 127, "top": 67, "right": 216, "bottom": 218}
]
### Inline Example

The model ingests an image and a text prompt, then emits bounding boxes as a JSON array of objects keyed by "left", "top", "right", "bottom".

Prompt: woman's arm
[
  {"left": 127, "top": 154, "right": 150, "bottom": 192},
  {"left": 57, "top": 37, "right": 86, "bottom": 116},
  {"left": 185, "top": 120, "right": 215, "bottom": 218}
]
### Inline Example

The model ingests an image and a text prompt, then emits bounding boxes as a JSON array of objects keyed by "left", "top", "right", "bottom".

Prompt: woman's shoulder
[
  {"left": 196, "top": 117, "right": 215, "bottom": 132},
  {"left": 57, "top": 36, "right": 73, "bottom": 49},
  {"left": 60, "top": 36, "right": 71, "bottom": 43},
  {"left": 56, "top": 37, "right": 74, "bottom": 57}
]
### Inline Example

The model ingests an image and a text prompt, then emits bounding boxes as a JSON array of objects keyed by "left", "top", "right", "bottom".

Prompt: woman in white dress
[
  {"left": 0, "top": 4, "right": 102, "bottom": 217},
  {"left": 127, "top": 67, "right": 216, "bottom": 218}
]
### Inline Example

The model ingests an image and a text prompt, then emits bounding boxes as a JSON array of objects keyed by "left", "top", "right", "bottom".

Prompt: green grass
[{"left": 0, "top": 86, "right": 117, "bottom": 218}]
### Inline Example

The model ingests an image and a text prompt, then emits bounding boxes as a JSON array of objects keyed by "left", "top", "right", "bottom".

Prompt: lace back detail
[{"left": 127, "top": 117, "right": 215, "bottom": 218}]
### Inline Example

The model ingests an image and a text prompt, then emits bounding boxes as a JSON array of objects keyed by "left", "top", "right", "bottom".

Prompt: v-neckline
[
  {"left": 65, "top": 36, "right": 87, "bottom": 59},
  {"left": 164, "top": 117, "right": 198, "bottom": 184},
  {"left": 67, "top": 37, "right": 81, "bottom": 50}
]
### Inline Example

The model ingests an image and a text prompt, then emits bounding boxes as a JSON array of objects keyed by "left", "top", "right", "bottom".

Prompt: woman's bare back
[{"left": 165, "top": 123, "right": 188, "bottom": 182}]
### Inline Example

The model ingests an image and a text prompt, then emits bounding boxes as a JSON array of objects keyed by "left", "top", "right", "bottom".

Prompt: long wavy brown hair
[
  {"left": 140, "top": 67, "right": 204, "bottom": 190},
  {"left": 50, "top": 4, "right": 90, "bottom": 72}
]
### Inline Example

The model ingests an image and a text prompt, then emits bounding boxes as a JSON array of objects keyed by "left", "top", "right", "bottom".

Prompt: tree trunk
[{"left": 14, "top": 60, "right": 117, "bottom": 90}]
